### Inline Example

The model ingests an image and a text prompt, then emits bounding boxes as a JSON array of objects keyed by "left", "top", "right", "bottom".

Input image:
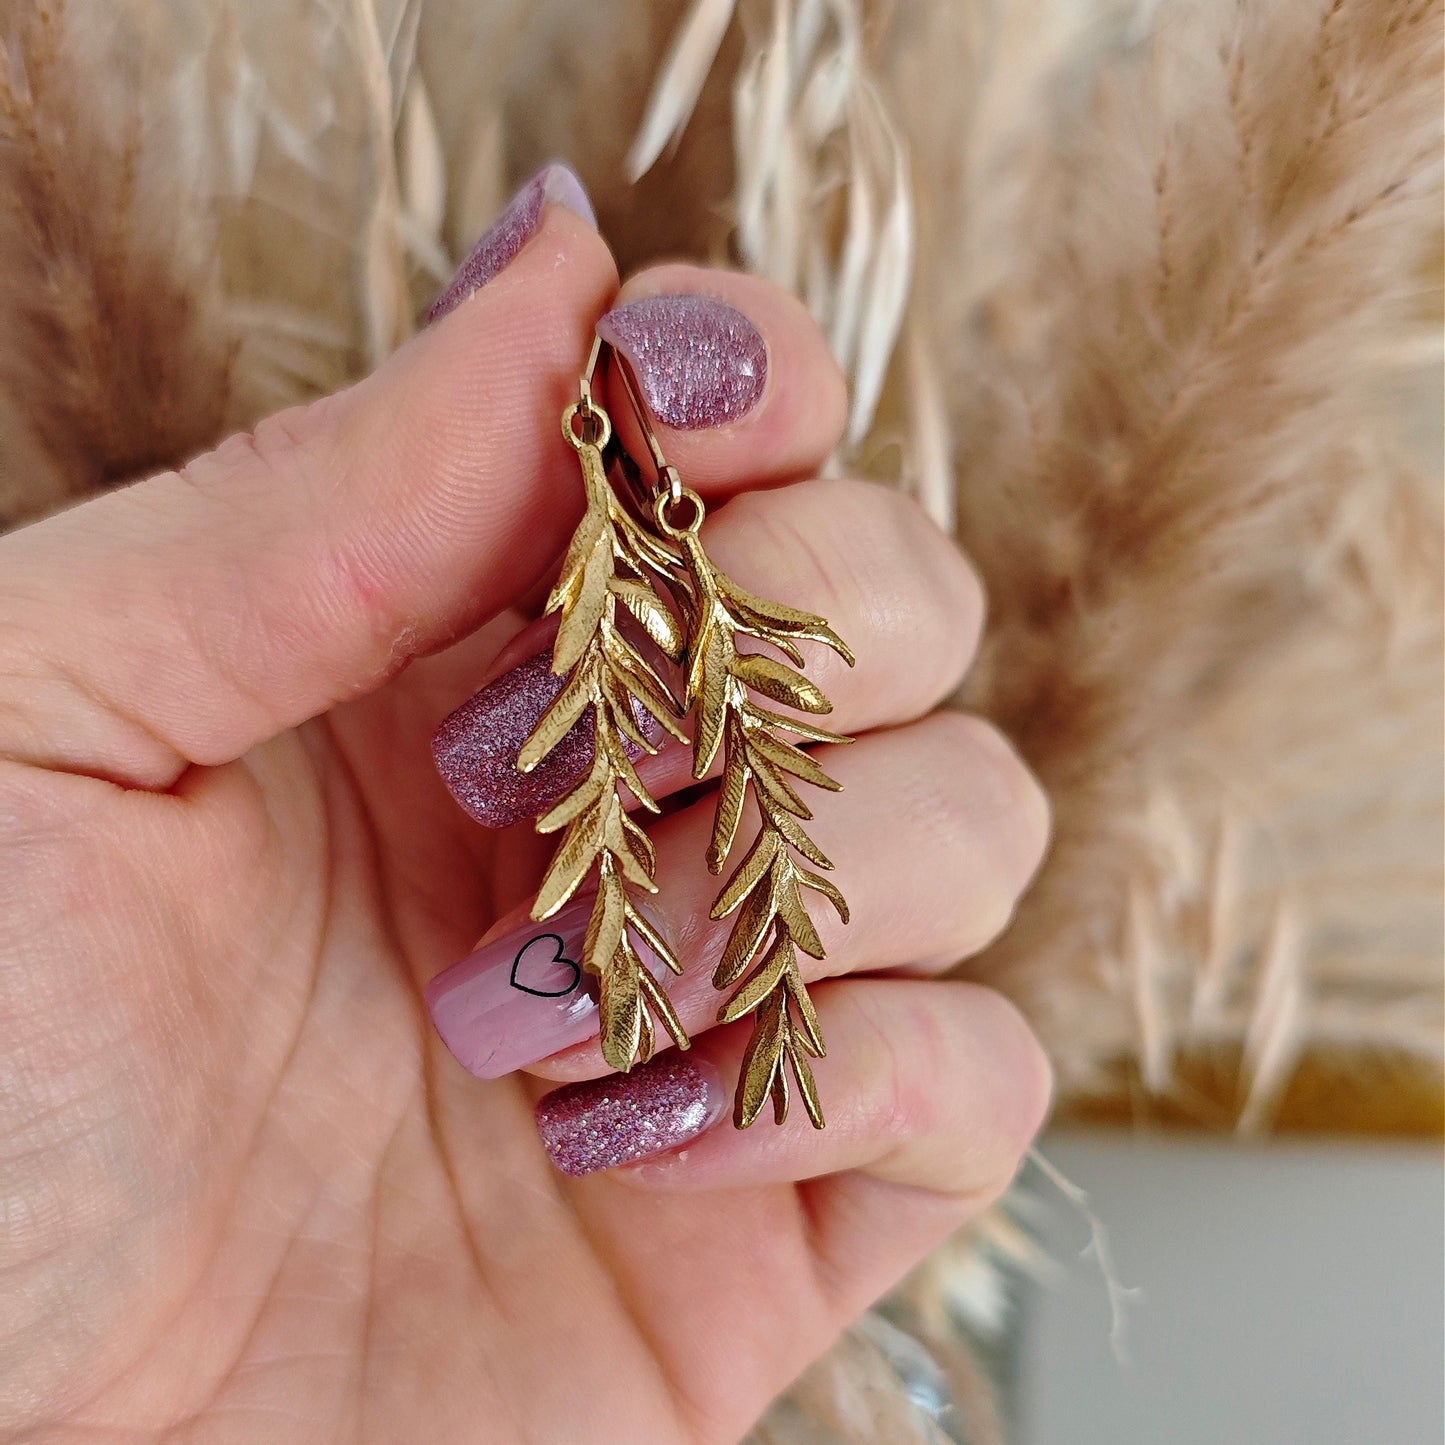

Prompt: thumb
[{"left": 0, "top": 183, "right": 617, "bottom": 788}]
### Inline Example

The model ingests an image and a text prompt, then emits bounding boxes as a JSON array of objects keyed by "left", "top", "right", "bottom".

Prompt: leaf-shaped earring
[
  {"left": 520, "top": 342, "right": 692, "bottom": 1072},
  {"left": 604, "top": 344, "right": 856, "bottom": 1131}
]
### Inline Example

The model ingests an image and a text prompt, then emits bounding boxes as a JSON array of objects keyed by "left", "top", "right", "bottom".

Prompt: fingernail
[
  {"left": 433, "top": 648, "right": 666, "bottom": 829},
  {"left": 426, "top": 897, "right": 601, "bottom": 1077},
  {"left": 534, "top": 1054, "right": 724, "bottom": 1177},
  {"left": 429, "top": 161, "right": 596, "bottom": 322},
  {"left": 596, "top": 294, "right": 767, "bottom": 430},
  {"left": 433, "top": 651, "right": 588, "bottom": 829},
  {"left": 427, "top": 897, "right": 686, "bottom": 1079}
]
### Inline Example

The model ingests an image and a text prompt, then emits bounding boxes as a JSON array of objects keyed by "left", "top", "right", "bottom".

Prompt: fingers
[
  {"left": 431, "top": 476, "right": 983, "bottom": 829},
  {"left": 618, "top": 979, "right": 1053, "bottom": 1200},
  {"left": 531, "top": 979, "right": 1051, "bottom": 1316},
  {"left": 426, "top": 710, "right": 1050, "bottom": 1081},
  {"left": 0, "top": 203, "right": 617, "bottom": 788},
  {"left": 598, "top": 263, "right": 848, "bottom": 492}
]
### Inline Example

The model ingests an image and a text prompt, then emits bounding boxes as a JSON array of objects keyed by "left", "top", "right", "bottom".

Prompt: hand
[{"left": 0, "top": 179, "right": 1051, "bottom": 1444}]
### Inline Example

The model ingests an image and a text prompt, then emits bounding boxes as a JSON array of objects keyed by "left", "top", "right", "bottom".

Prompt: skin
[{"left": 0, "top": 213, "right": 1051, "bottom": 1444}]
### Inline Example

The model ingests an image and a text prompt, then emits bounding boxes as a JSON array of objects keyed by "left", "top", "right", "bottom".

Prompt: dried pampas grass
[
  {"left": 930, "top": 0, "right": 1443, "bottom": 1127},
  {"left": 622, "top": 0, "right": 1443, "bottom": 1132},
  {"left": 0, "top": 2, "right": 235, "bottom": 524}
]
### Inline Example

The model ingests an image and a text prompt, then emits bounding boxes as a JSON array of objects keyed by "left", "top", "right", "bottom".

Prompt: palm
[{"left": 5, "top": 626, "right": 840, "bottom": 1445}]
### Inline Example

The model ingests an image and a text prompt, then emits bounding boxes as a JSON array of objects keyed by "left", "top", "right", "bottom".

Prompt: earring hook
[{"left": 595, "top": 338, "right": 685, "bottom": 508}]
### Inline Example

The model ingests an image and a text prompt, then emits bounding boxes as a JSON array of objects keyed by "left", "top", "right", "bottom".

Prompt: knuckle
[
  {"left": 885, "top": 995, "right": 952, "bottom": 1138},
  {"left": 974, "top": 986, "right": 1055, "bottom": 1158},
  {"left": 876, "top": 487, "right": 986, "bottom": 684},
  {"left": 805, "top": 480, "right": 985, "bottom": 707},
  {"left": 181, "top": 402, "right": 335, "bottom": 493},
  {"left": 728, "top": 477, "right": 985, "bottom": 705},
  {"left": 920, "top": 713, "right": 1052, "bottom": 951}
]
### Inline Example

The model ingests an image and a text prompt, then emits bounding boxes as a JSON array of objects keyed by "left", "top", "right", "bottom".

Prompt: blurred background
[{"left": 1018, "top": 1137, "right": 1442, "bottom": 1445}]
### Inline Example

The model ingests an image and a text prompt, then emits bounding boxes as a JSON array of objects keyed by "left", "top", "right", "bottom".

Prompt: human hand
[{"left": 0, "top": 168, "right": 1050, "bottom": 1444}]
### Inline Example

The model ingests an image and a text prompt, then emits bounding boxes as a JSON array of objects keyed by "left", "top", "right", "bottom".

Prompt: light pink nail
[
  {"left": 426, "top": 898, "right": 670, "bottom": 1079},
  {"left": 534, "top": 1055, "right": 725, "bottom": 1177}
]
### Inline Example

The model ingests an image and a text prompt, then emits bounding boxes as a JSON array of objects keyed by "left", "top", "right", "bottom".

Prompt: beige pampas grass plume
[
  {"left": 938, "top": 0, "right": 1443, "bottom": 1125},
  {"left": 0, "top": 0, "right": 235, "bottom": 525}
]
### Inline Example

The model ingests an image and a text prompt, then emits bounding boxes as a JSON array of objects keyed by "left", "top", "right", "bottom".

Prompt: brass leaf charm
[
  {"left": 522, "top": 402, "right": 690, "bottom": 1072},
  {"left": 664, "top": 519, "right": 855, "bottom": 1129}
]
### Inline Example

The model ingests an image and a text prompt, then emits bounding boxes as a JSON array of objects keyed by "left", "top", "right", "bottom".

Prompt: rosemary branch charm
[
  {"left": 664, "top": 508, "right": 856, "bottom": 1129},
  {"left": 518, "top": 399, "right": 692, "bottom": 1072}
]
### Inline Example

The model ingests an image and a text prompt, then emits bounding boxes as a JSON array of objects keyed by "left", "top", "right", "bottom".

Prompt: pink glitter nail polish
[
  {"left": 428, "top": 161, "right": 596, "bottom": 322},
  {"left": 534, "top": 1055, "right": 724, "bottom": 1177},
  {"left": 433, "top": 647, "right": 667, "bottom": 830},
  {"left": 596, "top": 294, "right": 767, "bottom": 430},
  {"left": 433, "top": 651, "right": 590, "bottom": 828}
]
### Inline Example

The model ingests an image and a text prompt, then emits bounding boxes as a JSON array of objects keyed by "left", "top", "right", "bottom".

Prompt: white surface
[{"left": 1019, "top": 1136, "right": 1444, "bottom": 1445}]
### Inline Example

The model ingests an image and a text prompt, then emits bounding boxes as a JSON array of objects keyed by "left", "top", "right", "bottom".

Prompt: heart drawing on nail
[{"left": 509, "top": 932, "right": 583, "bottom": 998}]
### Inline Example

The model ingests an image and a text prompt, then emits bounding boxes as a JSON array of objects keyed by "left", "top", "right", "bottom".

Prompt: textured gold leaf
[
  {"left": 518, "top": 661, "right": 594, "bottom": 773},
  {"left": 735, "top": 993, "right": 786, "bottom": 1130},
  {"left": 714, "top": 870, "right": 778, "bottom": 989},
  {"left": 535, "top": 747, "right": 609, "bottom": 834},
  {"left": 797, "top": 866, "right": 850, "bottom": 923},
  {"left": 613, "top": 499, "right": 682, "bottom": 580},
  {"left": 776, "top": 872, "right": 825, "bottom": 958},
  {"left": 748, "top": 728, "right": 843, "bottom": 791},
  {"left": 598, "top": 796, "right": 653, "bottom": 892},
  {"left": 602, "top": 720, "right": 659, "bottom": 813},
  {"left": 736, "top": 626, "right": 806, "bottom": 667},
  {"left": 719, "top": 572, "right": 829, "bottom": 631},
  {"left": 627, "top": 902, "right": 684, "bottom": 976},
  {"left": 612, "top": 843, "right": 656, "bottom": 893},
  {"left": 764, "top": 800, "right": 835, "bottom": 870},
  {"left": 600, "top": 668, "right": 657, "bottom": 754},
  {"left": 553, "top": 532, "right": 614, "bottom": 674},
  {"left": 546, "top": 505, "right": 606, "bottom": 618},
  {"left": 748, "top": 705, "right": 853, "bottom": 747},
  {"left": 770, "top": 1046, "right": 791, "bottom": 1125},
  {"left": 599, "top": 946, "right": 642, "bottom": 1072},
  {"left": 786, "top": 958, "right": 826, "bottom": 1057},
  {"left": 637, "top": 961, "right": 690, "bottom": 1051},
  {"left": 691, "top": 621, "right": 734, "bottom": 776},
  {"left": 636, "top": 997, "right": 656, "bottom": 1063},
  {"left": 585, "top": 869, "right": 627, "bottom": 975},
  {"left": 604, "top": 631, "right": 684, "bottom": 737},
  {"left": 611, "top": 576, "right": 685, "bottom": 661},
  {"left": 711, "top": 828, "right": 781, "bottom": 918},
  {"left": 789, "top": 1041, "right": 825, "bottom": 1129},
  {"left": 533, "top": 805, "right": 604, "bottom": 919},
  {"left": 620, "top": 808, "right": 657, "bottom": 875},
  {"left": 706, "top": 721, "right": 751, "bottom": 873},
  {"left": 683, "top": 603, "right": 713, "bottom": 703},
  {"left": 718, "top": 934, "right": 791, "bottom": 1024},
  {"left": 732, "top": 651, "right": 833, "bottom": 715},
  {"left": 750, "top": 754, "right": 813, "bottom": 820},
  {"left": 721, "top": 578, "right": 855, "bottom": 667}
]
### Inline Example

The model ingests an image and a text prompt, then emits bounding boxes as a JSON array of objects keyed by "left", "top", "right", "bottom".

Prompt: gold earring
[
  {"left": 606, "top": 344, "right": 855, "bottom": 1132},
  {"left": 517, "top": 339, "right": 692, "bottom": 1073}
]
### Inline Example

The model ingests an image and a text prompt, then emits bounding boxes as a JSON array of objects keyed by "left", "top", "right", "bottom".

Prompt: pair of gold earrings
[{"left": 518, "top": 336, "right": 854, "bottom": 1130}]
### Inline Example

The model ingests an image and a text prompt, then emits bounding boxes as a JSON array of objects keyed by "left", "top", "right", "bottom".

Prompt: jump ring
[{"left": 654, "top": 485, "right": 705, "bottom": 538}]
